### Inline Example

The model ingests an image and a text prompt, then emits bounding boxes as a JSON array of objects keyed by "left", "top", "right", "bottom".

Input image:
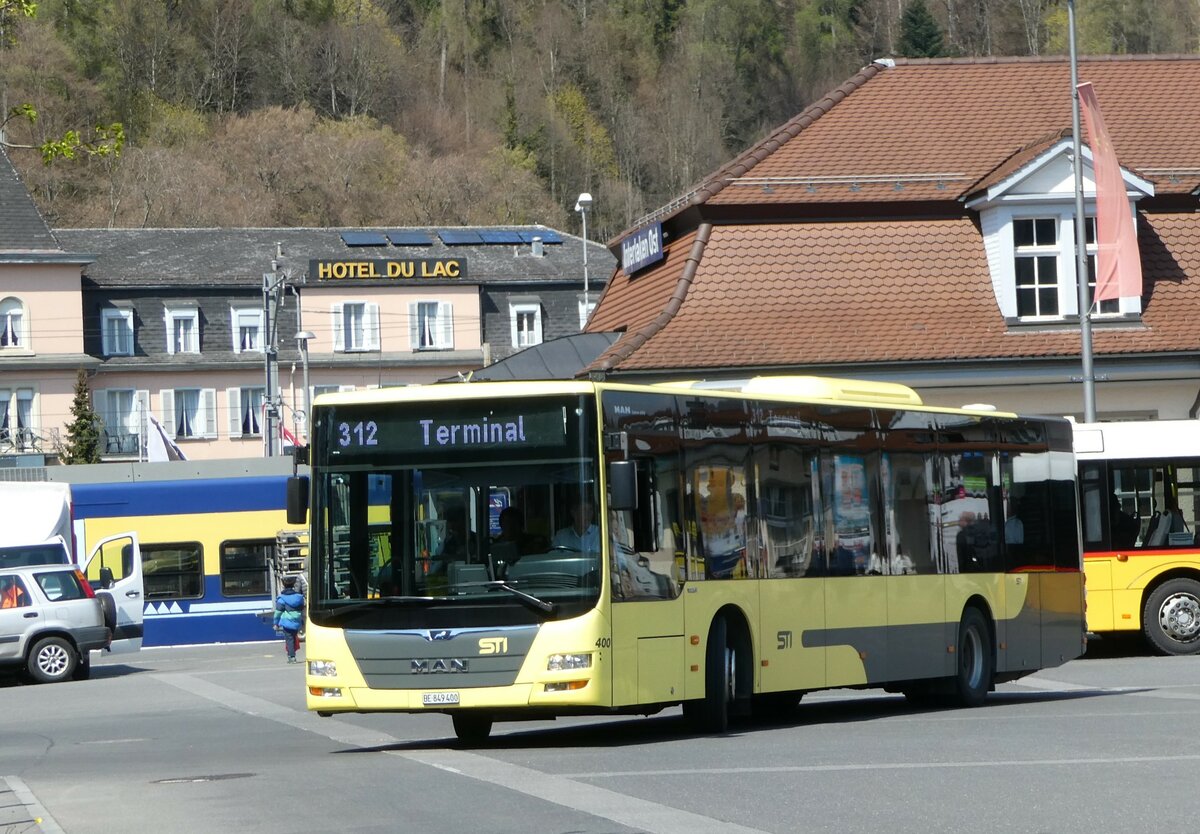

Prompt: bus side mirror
[
  {"left": 609, "top": 461, "right": 637, "bottom": 511},
  {"left": 292, "top": 444, "right": 309, "bottom": 466},
  {"left": 287, "top": 476, "right": 310, "bottom": 525}
]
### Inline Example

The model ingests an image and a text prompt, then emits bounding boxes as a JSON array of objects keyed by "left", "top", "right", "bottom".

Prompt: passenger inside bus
[{"left": 494, "top": 506, "right": 546, "bottom": 560}]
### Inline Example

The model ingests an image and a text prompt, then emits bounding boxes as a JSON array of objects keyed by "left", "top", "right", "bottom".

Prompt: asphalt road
[{"left": 3, "top": 634, "right": 1199, "bottom": 834}]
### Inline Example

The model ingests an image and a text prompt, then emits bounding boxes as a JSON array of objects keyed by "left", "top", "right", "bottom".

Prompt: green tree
[
  {"left": 61, "top": 368, "right": 102, "bottom": 465},
  {"left": 896, "top": 0, "right": 945, "bottom": 58},
  {"left": 0, "top": 0, "right": 123, "bottom": 162}
]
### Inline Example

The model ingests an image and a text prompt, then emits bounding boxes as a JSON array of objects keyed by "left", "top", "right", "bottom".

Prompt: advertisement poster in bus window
[
  {"left": 832, "top": 454, "right": 871, "bottom": 575},
  {"left": 693, "top": 465, "right": 748, "bottom": 578}
]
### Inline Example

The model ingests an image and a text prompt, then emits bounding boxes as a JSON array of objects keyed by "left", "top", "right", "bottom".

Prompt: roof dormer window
[{"left": 967, "top": 138, "right": 1152, "bottom": 326}]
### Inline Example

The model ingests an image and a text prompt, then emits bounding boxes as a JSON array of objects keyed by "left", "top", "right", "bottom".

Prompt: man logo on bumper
[{"left": 411, "top": 658, "right": 469, "bottom": 673}]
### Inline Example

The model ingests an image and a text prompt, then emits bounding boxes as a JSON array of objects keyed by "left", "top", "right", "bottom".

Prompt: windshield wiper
[
  {"left": 320, "top": 595, "right": 453, "bottom": 620},
  {"left": 481, "top": 580, "right": 557, "bottom": 615}
]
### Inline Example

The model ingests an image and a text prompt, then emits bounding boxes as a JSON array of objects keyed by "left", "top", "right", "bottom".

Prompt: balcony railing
[
  {"left": 103, "top": 431, "right": 140, "bottom": 456},
  {"left": 0, "top": 427, "right": 56, "bottom": 456}
]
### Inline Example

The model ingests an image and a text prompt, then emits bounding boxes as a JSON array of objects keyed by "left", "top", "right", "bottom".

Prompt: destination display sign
[
  {"left": 311, "top": 258, "right": 466, "bottom": 281},
  {"left": 327, "top": 404, "right": 569, "bottom": 458},
  {"left": 621, "top": 222, "right": 663, "bottom": 275}
]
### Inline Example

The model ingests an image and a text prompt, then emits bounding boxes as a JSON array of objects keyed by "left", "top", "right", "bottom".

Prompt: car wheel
[{"left": 28, "top": 636, "right": 78, "bottom": 684}]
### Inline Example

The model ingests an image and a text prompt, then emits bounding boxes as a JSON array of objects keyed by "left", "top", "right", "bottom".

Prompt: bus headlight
[
  {"left": 547, "top": 653, "right": 592, "bottom": 671},
  {"left": 308, "top": 660, "right": 338, "bottom": 677}
]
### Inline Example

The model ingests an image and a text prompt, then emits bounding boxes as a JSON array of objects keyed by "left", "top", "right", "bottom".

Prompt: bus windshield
[{"left": 309, "top": 393, "right": 601, "bottom": 628}]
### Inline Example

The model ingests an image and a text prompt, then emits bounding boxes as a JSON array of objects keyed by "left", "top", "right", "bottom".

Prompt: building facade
[{"left": 0, "top": 149, "right": 612, "bottom": 464}]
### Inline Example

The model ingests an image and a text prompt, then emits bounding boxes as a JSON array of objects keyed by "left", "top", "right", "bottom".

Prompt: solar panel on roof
[
  {"left": 386, "top": 230, "right": 433, "bottom": 246},
  {"left": 478, "top": 229, "right": 524, "bottom": 244},
  {"left": 518, "top": 230, "right": 562, "bottom": 244},
  {"left": 437, "top": 229, "right": 484, "bottom": 245},
  {"left": 341, "top": 231, "right": 389, "bottom": 247}
]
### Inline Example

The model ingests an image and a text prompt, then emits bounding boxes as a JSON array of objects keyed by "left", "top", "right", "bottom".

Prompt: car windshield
[
  {"left": 309, "top": 393, "right": 602, "bottom": 628},
  {"left": 0, "top": 542, "right": 71, "bottom": 569}
]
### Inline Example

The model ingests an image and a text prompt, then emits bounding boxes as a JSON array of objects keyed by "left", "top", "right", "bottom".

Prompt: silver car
[{"left": 0, "top": 565, "right": 112, "bottom": 683}]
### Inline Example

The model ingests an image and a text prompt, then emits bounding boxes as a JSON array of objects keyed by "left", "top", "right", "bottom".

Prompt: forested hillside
[{"left": 1, "top": 0, "right": 1195, "bottom": 241}]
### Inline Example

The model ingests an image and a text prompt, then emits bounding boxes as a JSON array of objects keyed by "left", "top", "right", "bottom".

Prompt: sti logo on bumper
[{"left": 411, "top": 658, "right": 469, "bottom": 674}]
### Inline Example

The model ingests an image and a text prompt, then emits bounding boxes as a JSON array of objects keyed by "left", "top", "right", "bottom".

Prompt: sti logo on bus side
[
  {"left": 479, "top": 637, "right": 508, "bottom": 654},
  {"left": 411, "top": 658, "right": 469, "bottom": 674}
]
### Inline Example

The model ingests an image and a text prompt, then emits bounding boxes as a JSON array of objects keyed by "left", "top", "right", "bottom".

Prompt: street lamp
[
  {"left": 296, "top": 330, "right": 315, "bottom": 444},
  {"left": 574, "top": 192, "right": 593, "bottom": 327}
]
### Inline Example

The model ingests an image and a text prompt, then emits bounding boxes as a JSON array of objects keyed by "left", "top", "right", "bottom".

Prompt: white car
[{"left": 0, "top": 565, "right": 112, "bottom": 683}]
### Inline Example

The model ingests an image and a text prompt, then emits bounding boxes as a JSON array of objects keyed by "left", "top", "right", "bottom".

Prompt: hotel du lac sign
[{"left": 310, "top": 258, "right": 467, "bottom": 280}]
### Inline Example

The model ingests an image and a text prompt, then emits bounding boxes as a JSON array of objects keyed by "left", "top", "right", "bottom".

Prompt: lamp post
[
  {"left": 574, "top": 192, "right": 593, "bottom": 327},
  {"left": 296, "top": 330, "right": 314, "bottom": 443}
]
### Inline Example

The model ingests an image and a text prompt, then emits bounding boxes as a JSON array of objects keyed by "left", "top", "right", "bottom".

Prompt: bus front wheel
[
  {"left": 951, "top": 607, "right": 993, "bottom": 707},
  {"left": 1144, "top": 578, "right": 1200, "bottom": 655},
  {"left": 683, "top": 617, "right": 733, "bottom": 733},
  {"left": 452, "top": 712, "right": 493, "bottom": 746}
]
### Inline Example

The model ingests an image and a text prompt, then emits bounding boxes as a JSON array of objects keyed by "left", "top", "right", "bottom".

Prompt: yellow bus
[
  {"left": 1075, "top": 420, "right": 1200, "bottom": 654},
  {"left": 292, "top": 376, "right": 1085, "bottom": 742}
]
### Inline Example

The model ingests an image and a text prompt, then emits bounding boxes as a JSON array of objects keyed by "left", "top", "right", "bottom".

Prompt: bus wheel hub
[{"left": 1160, "top": 593, "right": 1200, "bottom": 641}]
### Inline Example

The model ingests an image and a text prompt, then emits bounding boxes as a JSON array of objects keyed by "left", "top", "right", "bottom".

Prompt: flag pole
[{"left": 1069, "top": 0, "right": 1098, "bottom": 422}]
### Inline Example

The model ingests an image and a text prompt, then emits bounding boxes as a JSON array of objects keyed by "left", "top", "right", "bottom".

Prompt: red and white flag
[
  {"left": 1077, "top": 81, "right": 1143, "bottom": 303},
  {"left": 281, "top": 425, "right": 299, "bottom": 447}
]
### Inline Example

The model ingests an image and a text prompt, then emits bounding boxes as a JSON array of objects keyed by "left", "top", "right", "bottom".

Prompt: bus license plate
[{"left": 423, "top": 691, "right": 460, "bottom": 705}]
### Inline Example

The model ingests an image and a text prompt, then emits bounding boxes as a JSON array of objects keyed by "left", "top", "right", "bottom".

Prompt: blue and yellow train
[{"left": 67, "top": 467, "right": 303, "bottom": 647}]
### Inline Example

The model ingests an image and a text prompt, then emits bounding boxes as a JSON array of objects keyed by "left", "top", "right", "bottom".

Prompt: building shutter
[
  {"left": 160, "top": 389, "right": 176, "bottom": 439},
  {"left": 227, "top": 387, "right": 242, "bottom": 437},
  {"left": 201, "top": 388, "right": 217, "bottom": 437}
]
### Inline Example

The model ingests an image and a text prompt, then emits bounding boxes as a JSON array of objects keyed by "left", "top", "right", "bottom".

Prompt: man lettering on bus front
[{"left": 553, "top": 498, "right": 600, "bottom": 551}]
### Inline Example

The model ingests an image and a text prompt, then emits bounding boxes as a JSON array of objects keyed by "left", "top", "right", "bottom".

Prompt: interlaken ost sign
[{"left": 310, "top": 258, "right": 467, "bottom": 280}]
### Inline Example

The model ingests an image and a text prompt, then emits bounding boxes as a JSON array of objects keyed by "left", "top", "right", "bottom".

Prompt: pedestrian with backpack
[{"left": 274, "top": 575, "right": 305, "bottom": 663}]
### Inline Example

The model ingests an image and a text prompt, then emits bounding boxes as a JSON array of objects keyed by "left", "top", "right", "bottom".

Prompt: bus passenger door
[{"left": 82, "top": 533, "right": 144, "bottom": 653}]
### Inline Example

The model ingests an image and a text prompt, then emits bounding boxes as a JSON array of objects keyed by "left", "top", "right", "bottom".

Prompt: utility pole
[{"left": 264, "top": 243, "right": 302, "bottom": 456}]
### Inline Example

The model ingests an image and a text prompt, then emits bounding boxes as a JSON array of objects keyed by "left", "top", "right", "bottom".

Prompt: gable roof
[
  {"left": 0, "top": 146, "right": 61, "bottom": 253},
  {"left": 589, "top": 56, "right": 1200, "bottom": 377},
  {"left": 53, "top": 227, "right": 613, "bottom": 287}
]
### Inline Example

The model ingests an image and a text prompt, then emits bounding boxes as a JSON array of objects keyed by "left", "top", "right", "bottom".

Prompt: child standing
[{"left": 273, "top": 575, "right": 305, "bottom": 663}]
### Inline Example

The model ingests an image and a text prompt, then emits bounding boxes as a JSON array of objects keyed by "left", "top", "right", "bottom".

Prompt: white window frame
[
  {"left": 164, "top": 306, "right": 199, "bottom": 354},
  {"left": 231, "top": 307, "right": 264, "bottom": 353},
  {"left": 331, "top": 302, "right": 380, "bottom": 352},
  {"left": 160, "top": 387, "right": 217, "bottom": 439},
  {"left": 1081, "top": 216, "right": 1122, "bottom": 317},
  {"left": 0, "top": 387, "right": 37, "bottom": 450},
  {"left": 1012, "top": 216, "right": 1062, "bottom": 320},
  {"left": 95, "top": 388, "right": 146, "bottom": 455},
  {"left": 102, "top": 309, "right": 134, "bottom": 356},
  {"left": 227, "top": 386, "right": 266, "bottom": 438},
  {"left": 0, "top": 297, "right": 27, "bottom": 351},
  {"left": 578, "top": 299, "right": 597, "bottom": 330},
  {"left": 409, "top": 301, "right": 454, "bottom": 350},
  {"left": 509, "top": 303, "right": 543, "bottom": 348}
]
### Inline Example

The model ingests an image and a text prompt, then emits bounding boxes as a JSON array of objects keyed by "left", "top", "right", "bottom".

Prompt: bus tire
[
  {"left": 452, "top": 712, "right": 493, "bottom": 746},
  {"left": 684, "top": 617, "right": 733, "bottom": 733},
  {"left": 1143, "top": 578, "right": 1200, "bottom": 655},
  {"left": 27, "top": 636, "right": 77, "bottom": 684},
  {"left": 951, "top": 607, "right": 993, "bottom": 708}
]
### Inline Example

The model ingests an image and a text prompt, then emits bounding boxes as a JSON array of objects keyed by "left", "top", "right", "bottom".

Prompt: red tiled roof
[
  {"left": 589, "top": 214, "right": 1200, "bottom": 373},
  {"left": 683, "top": 56, "right": 1200, "bottom": 211},
  {"left": 589, "top": 57, "right": 1200, "bottom": 376}
]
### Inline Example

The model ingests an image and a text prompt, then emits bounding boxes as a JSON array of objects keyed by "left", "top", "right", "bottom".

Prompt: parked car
[{"left": 0, "top": 565, "right": 112, "bottom": 683}]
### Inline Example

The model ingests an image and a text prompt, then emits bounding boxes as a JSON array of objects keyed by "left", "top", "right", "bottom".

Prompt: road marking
[
  {"left": 154, "top": 673, "right": 768, "bottom": 834},
  {"left": 563, "top": 753, "right": 1200, "bottom": 779},
  {"left": 392, "top": 749, "right": 769, "bottom": 834},
  {"left": 1018, "top": 675, "right": 1200, "bottom": 700}
]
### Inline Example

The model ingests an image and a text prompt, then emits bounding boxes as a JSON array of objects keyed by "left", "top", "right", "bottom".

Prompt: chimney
[{"left": 531, "top": 236, "right": 544, "bottom": 258}]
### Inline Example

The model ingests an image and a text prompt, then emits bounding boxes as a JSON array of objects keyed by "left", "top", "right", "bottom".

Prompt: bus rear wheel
[
  {"left": 452, "top": 712, "right": 493, "bottom": 746},
  {"left": 1144, "top": 578, "right": 1200, "bottom": 655},
  {"left": 951, "top": 607, "right": 993, "bottom": 707},
  {"left": 683, "top": 617, "right": 734, "bottom": 734}
]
